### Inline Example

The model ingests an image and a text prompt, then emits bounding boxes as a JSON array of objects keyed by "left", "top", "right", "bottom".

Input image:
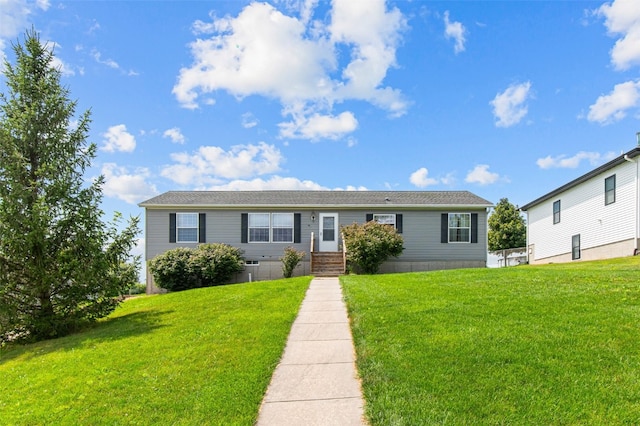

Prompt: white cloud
[
  {"left": 587, "top": 80, "right": 640, "bottom": 124},
  {"left": 597, "top": 0, "right": 640, "bottom": 70},
  {"left": 444, "top": 11, "right": 466, "bottom": 54},
  {"left": 173, "top": 0, "right": 407, "bottom": 141},
  {"left": 279, "top": 109, "right": 358, "bottom": 140},
  {"left": 490, "top": 81, "right": 532, "bottom": 127},
  {"left": 409, "top": 167, "right": 439, "bottom": 188},
  {"left": 0, "top": 0, "right": 50, "bottom": 61},
  {"left": 102, "top": 124, "right": 136, "bottom": 153},
  {"left": 161, "top": 142, "right": 283, "bottom": 186},
  {"left": 91, "top": 48, "right": 137, "bottom": 75},
  {"left": 241, "top": 112, "right": 258, "bottom": 128},
  {"left": 91, "top": 49, "right": 119, "bottom": 69},
  {"left": 50, "top": 55, "right": 75, "bottom": 76},
  {"left": 465, "top": 164, "right": 500, "bottom": 185},
  {"left": 536, "top": 151, "right": 617, "bottom": 169},
  {"left": 102, "top": 163, "right": 158, "bottom": 204},
  {"left": 162, "top": 127, "right": 186, "bottom": 144},
  {"left": 206, "top": 175, "right": 328, "bottom": 191}
]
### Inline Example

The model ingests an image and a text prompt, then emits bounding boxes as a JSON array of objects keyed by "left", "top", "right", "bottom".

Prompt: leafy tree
[
  {"left": 0, "top": 30, "right": 140, "bottom": 343},
  {"left": 488, "top": 198, "right": 527, "bottom": 266},
  {"left": 342, "top": 220, "right": 404, "bottom": 274}
]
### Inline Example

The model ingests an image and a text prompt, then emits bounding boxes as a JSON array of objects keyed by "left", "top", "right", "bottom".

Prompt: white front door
[{"left": 319, "top": 213, "right": 339, "bottom": 252}]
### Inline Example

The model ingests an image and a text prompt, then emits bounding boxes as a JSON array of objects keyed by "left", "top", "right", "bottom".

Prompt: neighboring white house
[{"left": 520, "top": 146, "right": 640, "bottom": 264}]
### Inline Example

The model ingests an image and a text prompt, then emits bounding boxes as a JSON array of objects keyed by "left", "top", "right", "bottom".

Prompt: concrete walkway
[{"left": 256, "top": 277, "right": 368, "bottom": 426}]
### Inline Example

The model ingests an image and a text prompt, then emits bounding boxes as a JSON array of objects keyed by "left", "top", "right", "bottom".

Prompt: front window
[
  {"left": 449, "top": 213, "right": 471, "bottom": 243},
  {"left": 249, "top": 213, "right": 270, "bottom": 242},
  {"left": 605, "top": 175, "right": 616, "bottom": 205},
  {"left": 553, "top": 200, "right": 561, "bottom": 224},
  {"left": 177, "top": 213, "right": 198, "bottom": 243},
  {"left": 373, "top": 214, "right": 396, "bottom": 227},
  {"left": 248, "top": 213, "right": 294, "bottom": 243},
  {"left": 272, "top": 213, "right": 294, "bottom": 243}
]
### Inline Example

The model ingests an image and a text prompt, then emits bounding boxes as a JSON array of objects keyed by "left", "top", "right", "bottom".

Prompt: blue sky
[{"left": 2, "top": 0, "right": 640, "bottom": 260}]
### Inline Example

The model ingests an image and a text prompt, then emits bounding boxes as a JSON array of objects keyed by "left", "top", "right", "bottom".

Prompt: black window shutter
[
  {"left": 396, "top": 214, "right": 403, "bottom": 233},
  {"left": 441, "top": 213, "right": 448, "bottom": 244},
  {"left": 471, "top": 213, "right": 478, "bottom": 244},
  {"left": 294, "top": 213, "right": 301, "bottom": 243},
  {"left": 241, "top": 213, "right": 248, "bottom": 243},
  {"left": 366, "top": 214, "right": 373, "bottom": 222},
  {"left": 169, "top": 213, "right": 176, "bottom": 243},
  {"left": 199, "top": 213, "right": 206, "bottom": 243}
]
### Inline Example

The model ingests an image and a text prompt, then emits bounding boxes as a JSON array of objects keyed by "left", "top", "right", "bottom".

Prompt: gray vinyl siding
[{"left": 145, "top": 208, "right": 487, "bottom": 263}]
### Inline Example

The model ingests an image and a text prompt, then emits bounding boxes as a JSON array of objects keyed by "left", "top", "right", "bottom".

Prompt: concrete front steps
[{"left": 311, "top": 252, "right": 345, "bottom": 276}]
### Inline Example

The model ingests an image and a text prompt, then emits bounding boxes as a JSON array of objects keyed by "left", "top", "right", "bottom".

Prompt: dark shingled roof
[{"left": 139, "top": 190, "right": 492, "bottom": 209}]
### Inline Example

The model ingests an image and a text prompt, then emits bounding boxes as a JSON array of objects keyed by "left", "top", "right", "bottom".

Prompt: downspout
[{"left": 623, "top": 152, "right": 638, "bottom": 254}]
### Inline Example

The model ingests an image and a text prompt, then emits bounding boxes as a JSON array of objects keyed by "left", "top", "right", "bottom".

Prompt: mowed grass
[
  {"left": 342, "top": 257, "right": 640, "bottom": 425},
  {"left": 0, "top": 277, "right": 311, "bottom": 425}
]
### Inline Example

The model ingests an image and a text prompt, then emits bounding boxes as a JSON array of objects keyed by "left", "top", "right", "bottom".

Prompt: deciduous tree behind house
[{"left": 488, "top": 198, "right": 527, "bottom": 266}]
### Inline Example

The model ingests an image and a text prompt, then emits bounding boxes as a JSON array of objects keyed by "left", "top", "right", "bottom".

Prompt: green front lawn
[
  {"left": 342, "top": 257, "right": 640, "bottom": 425},
  {"left": 0, "top": 277, "right": 311, "bottom": 425}
]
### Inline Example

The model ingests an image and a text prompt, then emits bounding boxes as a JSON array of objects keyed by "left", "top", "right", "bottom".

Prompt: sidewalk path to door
[{"left": 256, "top": 277, "right": 368, "bottom": 426}]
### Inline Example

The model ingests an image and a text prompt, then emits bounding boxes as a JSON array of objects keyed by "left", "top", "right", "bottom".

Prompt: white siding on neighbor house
[{"left": 527, "top": 161, "right": 638, "bottom": 261}]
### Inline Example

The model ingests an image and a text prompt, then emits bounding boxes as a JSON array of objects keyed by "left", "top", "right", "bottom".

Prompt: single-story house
[
  {"left": 520, "top": 146, "right": 640, "bottom": 264},
  {"left": 139, "top": 190, "right": 493, "bottom": 293}
]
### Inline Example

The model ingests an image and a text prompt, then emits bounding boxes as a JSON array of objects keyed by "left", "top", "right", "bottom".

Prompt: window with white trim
[
  {"left": 272, "top": 213, "right": 294, "bottom": 243},
  {"left": 248, "top": 213, "right": 294, "bottom": 243},
  {"left": 373, "top": 213, "right": 396, "bottom": 227},
  {"left": 249, "top": 213, "right": 270, "bottom": 242},
  {"left": 177, "top": 213, "right": 198, "bottom": 243},
  {"left": 449, "top": 213, "right": 471, "bottom": 243}
]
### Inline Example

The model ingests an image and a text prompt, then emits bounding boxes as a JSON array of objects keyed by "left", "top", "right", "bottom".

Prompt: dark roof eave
[
  {"left": 139, "top": 203, "right": 493, "bottom": 209},
  {"left": 520, "top": 147, "right": 640, "bottom": 211}
]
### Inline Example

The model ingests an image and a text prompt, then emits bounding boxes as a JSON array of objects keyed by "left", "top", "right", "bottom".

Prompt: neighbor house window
[
  {"left": 248, "top": 213, "right": 270, "bottom": 242},
  {"left": 449, "top": 213, "right": 471, "bottom": 243},
  {"left": 373, "top": 214, "right": 396, "bottom": 227},
  {"left": 272, "top": 213, "right": 294, "bottom": 243},
  {"left": 177, "top": 213, "right": 198, "bottom": 243},
  {"left": 572, "top": 234, "right": 581, "bottom": 260},
  {"left": 553, "top": 200, "right": 561, "bottom": 224},
  {"left": 605, "top": 174, "right": 616, "bottom": 205}
]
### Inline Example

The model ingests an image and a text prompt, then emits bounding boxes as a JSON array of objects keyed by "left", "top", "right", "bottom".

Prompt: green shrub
[
  {"left": 281, "top": 246, "right": 306, "bottom": 278},
  {"left": 148, "top": 247, "right": 197, "bottom": 291},
  {"left": 149, "top": 244, "right": 245, "bottom": 292},
  {"left": 191, "top": 243, "right": 245, "bottom": 286},
  {"left": 341, "top": 220, "right": 404, "bottom": 274}
]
